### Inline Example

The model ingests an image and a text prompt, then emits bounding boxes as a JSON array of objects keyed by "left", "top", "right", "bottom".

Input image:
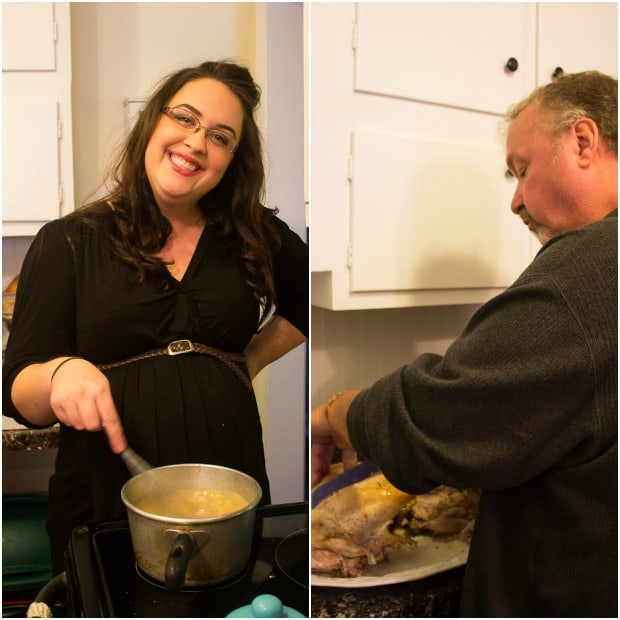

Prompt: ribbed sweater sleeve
[{"left": 347, "top": 213, "right": 617, "bottom": 495}]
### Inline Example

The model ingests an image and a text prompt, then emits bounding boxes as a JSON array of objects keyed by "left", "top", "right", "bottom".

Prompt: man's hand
[{"left": 310, "top": 390, "right": 361, "bottom": 486}]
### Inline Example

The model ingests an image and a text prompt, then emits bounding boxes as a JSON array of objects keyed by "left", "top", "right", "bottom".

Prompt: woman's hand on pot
[{"left": 49, "top": 357, "right": 127, "bottom": 454}]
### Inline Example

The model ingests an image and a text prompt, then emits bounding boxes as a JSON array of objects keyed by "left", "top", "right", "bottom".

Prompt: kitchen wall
[
  {"left": 311, "top": 304, "right": 480, "bottom": 406},
  {"left": 3, "top": 2, "right": 306, "bottom": 503}
]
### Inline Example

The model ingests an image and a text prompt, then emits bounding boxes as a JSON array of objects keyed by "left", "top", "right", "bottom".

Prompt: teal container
[{"left": 2, "top": 494, "right": 53, "bottom": 594}]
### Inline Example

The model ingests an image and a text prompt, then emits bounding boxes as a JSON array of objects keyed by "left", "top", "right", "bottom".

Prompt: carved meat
[
  {"left": 311, "top": 471, "right": 479, "bottom": 578},
  {"left": 312, "top": 473, "right": 414, "bottom": 576}
]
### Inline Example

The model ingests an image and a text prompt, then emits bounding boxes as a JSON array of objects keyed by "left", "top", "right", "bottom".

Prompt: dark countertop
[
  {"left": 311, "top": 565, "right": 464, "bottom": 618},
  {"left": 3, "top": 426, "right": 59, "bottom": 451}
]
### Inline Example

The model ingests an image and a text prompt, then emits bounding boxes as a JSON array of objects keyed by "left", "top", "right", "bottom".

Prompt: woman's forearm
[
  {"left": 12, "top": 357, "right": 127, "bottom": 453},
  {"left": 11, "top": 358, "right": 71, "bottom": 426}
]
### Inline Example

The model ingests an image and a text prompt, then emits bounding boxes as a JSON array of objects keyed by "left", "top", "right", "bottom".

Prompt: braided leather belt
[{"left": 97, "top": 339, "right": 252, "bottom": 391}]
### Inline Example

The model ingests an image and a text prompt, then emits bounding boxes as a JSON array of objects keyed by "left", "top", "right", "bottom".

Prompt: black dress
[{"left": 2, "top": 208, "right": 308, "bottom": 573}]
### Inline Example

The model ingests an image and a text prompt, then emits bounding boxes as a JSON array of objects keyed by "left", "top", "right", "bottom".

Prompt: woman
[{"left": 2, "top": 60, "right": 308, "bottom": 574}]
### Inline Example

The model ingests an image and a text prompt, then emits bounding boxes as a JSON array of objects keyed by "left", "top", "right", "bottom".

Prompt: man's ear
[{"left": 573, "top": 117, "right": 599, "bottom": 167}]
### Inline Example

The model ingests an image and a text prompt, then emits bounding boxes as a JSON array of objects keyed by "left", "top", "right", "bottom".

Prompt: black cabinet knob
[
  {"left": 552, "top": 66, "right": 565, "bottom": 80},
  {"left": 505, "top": 57, "right": 519, "bottom": 72}
]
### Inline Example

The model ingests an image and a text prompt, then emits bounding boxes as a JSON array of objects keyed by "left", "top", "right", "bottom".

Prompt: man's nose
[{"left": 510, "top": 184, "right": 523, "bottom": 214}]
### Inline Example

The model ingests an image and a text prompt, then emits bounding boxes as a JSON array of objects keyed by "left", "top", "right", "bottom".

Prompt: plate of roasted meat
[{"left": 311, "top": 462, "right": 480, "bottom": 587}]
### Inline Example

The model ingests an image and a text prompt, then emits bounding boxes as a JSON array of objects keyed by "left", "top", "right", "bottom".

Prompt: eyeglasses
[{"left": 162, "top": 106, "right": 239, "bottom": 153}]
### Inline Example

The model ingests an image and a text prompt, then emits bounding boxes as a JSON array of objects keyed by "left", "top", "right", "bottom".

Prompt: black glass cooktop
[{"left": 66, "top": 502, "right": 309, "bottom": 618}]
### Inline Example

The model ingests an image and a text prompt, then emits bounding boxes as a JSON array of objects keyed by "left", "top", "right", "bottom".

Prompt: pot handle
[{"left": 165, "top": 532, "right": 194, "bottom": 592}]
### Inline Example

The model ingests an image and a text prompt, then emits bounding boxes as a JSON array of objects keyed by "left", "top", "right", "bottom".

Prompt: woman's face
[{"left": 145, "top": 77, "right": 244, "bottom": 214}]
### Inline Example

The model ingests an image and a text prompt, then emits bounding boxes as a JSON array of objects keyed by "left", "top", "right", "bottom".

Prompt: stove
[{"left": 66, "top": 502, "right": 308, "bottom": 618}]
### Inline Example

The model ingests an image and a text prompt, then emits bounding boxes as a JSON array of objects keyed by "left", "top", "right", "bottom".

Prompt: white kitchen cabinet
[
  {"left": 2, "top": 3, "right": 56, "bottom": 71},
  {"left": 349, "top": 131, "right": 528, "bottom": 294},
  {"left": 3, "top": 100, "right": 61, "bottom": 223},
  {"left": 2, "top": 3, "right": 74, "bottom": 237},
  {"left": 310, "top": 2, "right": 617, "bottom": 311},
  {"left": 354, "top": 3, "right": 537, "bottom": 115},
  {"left": 538, "top": 3, "right": 618, "bottom": 83}
]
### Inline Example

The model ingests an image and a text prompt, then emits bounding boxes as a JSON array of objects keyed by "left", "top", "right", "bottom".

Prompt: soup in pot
[{"left": 136, "top": 488, "right": 248, "bottom": 518}]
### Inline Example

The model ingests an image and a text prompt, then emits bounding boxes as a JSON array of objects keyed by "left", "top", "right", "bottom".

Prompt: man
[{"left": 311, "top": 71, "right": 617, "bottom": 617}]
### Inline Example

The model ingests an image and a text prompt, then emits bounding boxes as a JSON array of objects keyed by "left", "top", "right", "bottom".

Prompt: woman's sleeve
[
  {"left": 271, "top": 218, "right": 309, "bottom": 337},
  {"left": 2, "top": 219, "right": 77, "bottom": 425}
]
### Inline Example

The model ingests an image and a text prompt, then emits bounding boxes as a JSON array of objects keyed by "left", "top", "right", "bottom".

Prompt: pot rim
[{"left": 120, "top": 463, "right": 262, "bottom": 525}]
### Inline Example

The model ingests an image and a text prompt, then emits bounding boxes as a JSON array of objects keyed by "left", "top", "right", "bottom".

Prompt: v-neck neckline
[{"left": 166, "top": 223, "right": 209, "bottom": 284}]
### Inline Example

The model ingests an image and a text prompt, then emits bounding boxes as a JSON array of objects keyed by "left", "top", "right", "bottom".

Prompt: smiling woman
[
  {"left": 2, "top": 59, "right": 309, "bottom": 575},
  {"left": 145, "top": 78, "right": 244, "bottom": 218}
]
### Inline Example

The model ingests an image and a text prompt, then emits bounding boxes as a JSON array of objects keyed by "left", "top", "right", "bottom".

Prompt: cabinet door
[
  {"left": 3, "top": 3, "right": 73, "bottom": 236},
  {"left": 538, "top": 3, "right": 617, "bottom": 82},
  {"left": 2, "top": 99, "right": 61, "bottom": 222},
  {"left": 349, "top": 131, "right": 529, "bottom": 292},
  {"left": 354, "top": 3, "right": 536, "bottom": 114},
  {"left": 2, "top": 3, "right": 56, "bottom": 71}
]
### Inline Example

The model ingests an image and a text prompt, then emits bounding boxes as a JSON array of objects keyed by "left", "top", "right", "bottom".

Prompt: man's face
[{"left": 505, "top": 102, "right": 582, "bottom": 245}]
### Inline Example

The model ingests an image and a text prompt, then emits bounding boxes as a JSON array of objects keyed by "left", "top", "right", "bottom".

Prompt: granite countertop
[
  {"left": 311, "top": 566, "right": 464, "bottom": 618},
  {"left": 3, "top": 426, "right": 59, "bottom": 451}
]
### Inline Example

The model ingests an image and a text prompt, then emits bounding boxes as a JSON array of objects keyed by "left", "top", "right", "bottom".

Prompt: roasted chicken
[{"left": 312, "top": 468, "right": 479, "bottom": 578}]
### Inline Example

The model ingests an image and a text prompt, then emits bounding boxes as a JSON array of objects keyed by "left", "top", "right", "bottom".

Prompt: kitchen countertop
[
  {"left": 311, "top": 565, "right": 464, "bottom": 618},
  {"left": 3, "top": 426, "right": 59, "bottom": 451}
]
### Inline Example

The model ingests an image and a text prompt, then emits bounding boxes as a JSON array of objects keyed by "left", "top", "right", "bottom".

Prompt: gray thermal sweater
[{"left": 348, "top": 211, "right": 617, "bottom": 617}]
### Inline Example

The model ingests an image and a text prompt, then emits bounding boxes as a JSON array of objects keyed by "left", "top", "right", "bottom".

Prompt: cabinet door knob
[
  {"left": 552, "top": 66, "right": 565, "bottom": 80},
  {"left": 505, "top": 57, "right": 519, "bottom": 73}
]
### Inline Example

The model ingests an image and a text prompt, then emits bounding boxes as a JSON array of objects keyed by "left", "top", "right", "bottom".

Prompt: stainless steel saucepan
[{"left": 121, "top": 462, "right": 262, "bottom": 591}]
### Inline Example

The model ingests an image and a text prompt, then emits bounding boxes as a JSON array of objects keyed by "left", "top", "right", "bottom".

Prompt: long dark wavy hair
[{"left": 72, "top": 59, "right": 280, "bottom": 314}]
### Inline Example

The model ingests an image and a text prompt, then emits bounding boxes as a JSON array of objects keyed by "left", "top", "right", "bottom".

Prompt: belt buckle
[{"left": 167, "top": 339, "right": 195, "bottom": 356}]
